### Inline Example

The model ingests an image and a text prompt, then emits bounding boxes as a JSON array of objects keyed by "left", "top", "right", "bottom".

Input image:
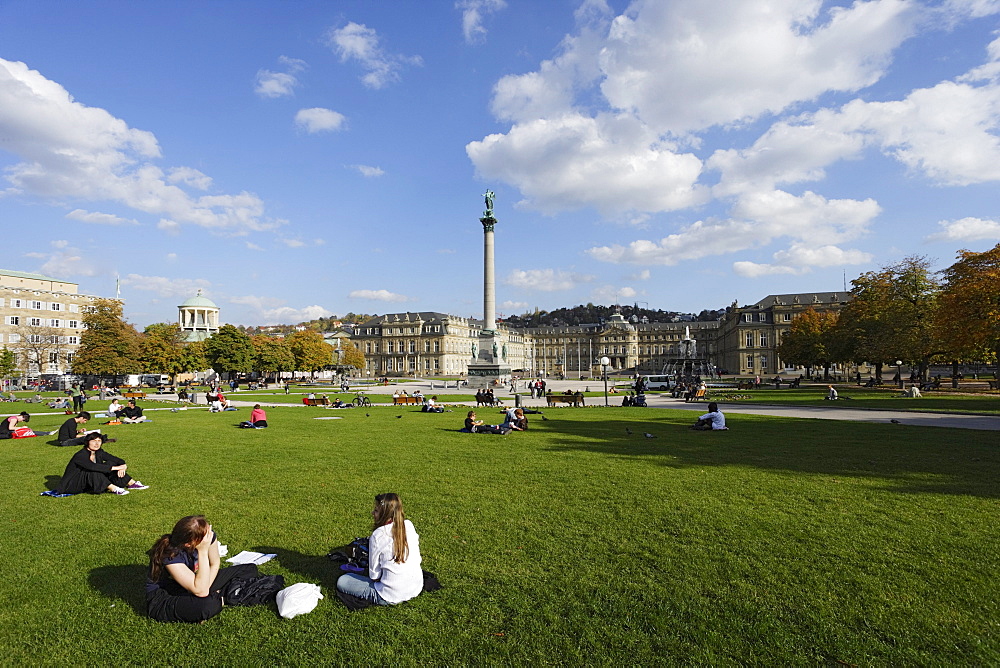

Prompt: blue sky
[{"left": 1, "top": 0, "right": 998, "bottom": 328}]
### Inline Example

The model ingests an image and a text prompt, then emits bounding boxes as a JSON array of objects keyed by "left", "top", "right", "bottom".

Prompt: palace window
[
  {"left": 49, "top": 319, "right": 60, "bottom": 327},
  {"left": 68, "top": 336, "right": 78, "bottom": 345},
  {"left": 745, "top": 332, "right": 754, "bottom": 347},
  {"left": 759, "top": 334, "right": 768, "bottom": 347},
  {"left": 50, "top": 303, "right": 62, "bottom": 311},
  {"left": 11, "top": 299, "right": 23, "bottom": 308},
  {"left": 758, "top": 313, "right": 767, "bottom": 322},
  {"left": 29, "top": 317, "right": 41, "bottom": 326},
  {"left": 782, "top": 313, "right": 791, "bottom": 322},
  {"left": 31, "top": 301, "right": 43, "bottom": 309},
  {"left": 7, "top": 316, "right": 19, "bottom": 326}
]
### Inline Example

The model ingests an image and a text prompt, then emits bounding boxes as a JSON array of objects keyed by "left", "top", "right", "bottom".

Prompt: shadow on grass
[
  {"left": 89, "top": 564, "right": 148, "bottom": 615},
  {"left": 534, "top": 411, "right": 1000, "bottom": 499},
  {"left": 254, "top": 545, "right": 343, "bottom": 592},
  {"left": 42, "top": 474, "right": 61, "bottom": 491}
]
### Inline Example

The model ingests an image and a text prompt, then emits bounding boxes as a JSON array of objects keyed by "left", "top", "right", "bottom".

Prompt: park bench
[
  {"left": 546, "top": 393, "right": 585, "bottom": 407},
  {"left": 393, "top": 396, "right": 422, "bottom": 405},
  {"left": 690, "top": 388, "right": 708, "bottom": 401},
  {"left": 303, "top": 397, "right": 331, "bottom": 406},
  {"left": 123, "top": 391, "right": 146, "bottom": 399}
]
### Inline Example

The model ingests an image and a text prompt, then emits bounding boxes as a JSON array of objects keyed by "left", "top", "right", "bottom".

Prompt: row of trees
[
  {"left": 778, "top": 245, "right": 1000, "bottom": 381},
  {"left": 69, "top": 300, "right": 364, "bottom": 381}
]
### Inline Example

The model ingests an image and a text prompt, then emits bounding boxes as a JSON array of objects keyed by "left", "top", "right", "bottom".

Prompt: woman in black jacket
[{"left": 55, "top": 431, "right": 148, "bottom": 495}]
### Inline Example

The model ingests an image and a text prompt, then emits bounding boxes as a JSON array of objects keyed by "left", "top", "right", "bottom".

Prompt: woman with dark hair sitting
[
  {"left": 54, "top": 431, "right": 147, "bottom": 495},
  {"left": 146, "top": 515, "right": 261, "bottom": 623},
  {"left": 336, "top": 493, "right": 423, "bottom": 606}
]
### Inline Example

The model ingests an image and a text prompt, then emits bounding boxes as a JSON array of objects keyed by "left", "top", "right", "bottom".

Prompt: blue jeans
[{"left": 336, "top": 573, "right": 389, "bottom": 605}]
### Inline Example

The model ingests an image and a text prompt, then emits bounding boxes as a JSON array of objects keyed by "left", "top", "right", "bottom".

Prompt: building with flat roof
[{"left": 0, "top": 269, "right": 103, "bottom": 380}]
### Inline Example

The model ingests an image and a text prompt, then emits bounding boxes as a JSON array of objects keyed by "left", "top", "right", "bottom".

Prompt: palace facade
[{"left": 351, "top": 291, "right": 859, "bottom": 379}]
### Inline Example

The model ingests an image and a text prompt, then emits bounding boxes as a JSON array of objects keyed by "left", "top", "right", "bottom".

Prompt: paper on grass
[{"left": 226, "top": 550, "right": 276, "bottom": 565}]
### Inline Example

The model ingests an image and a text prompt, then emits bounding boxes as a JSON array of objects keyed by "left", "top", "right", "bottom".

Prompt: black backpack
[
  {"left": 220, "top": 574, "right": 285, "bottom": 606},
  {"left": 326, "top": 537, "right": 370, "bottom": 570}
]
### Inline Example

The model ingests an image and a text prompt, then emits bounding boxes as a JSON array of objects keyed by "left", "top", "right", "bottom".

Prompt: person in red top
[{"left": 249, "top": 404, "right": 267, "bottom": 427}]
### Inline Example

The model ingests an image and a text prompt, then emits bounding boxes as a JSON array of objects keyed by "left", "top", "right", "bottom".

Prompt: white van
[{"left": 644, "top": 375, "right": 673, "bottom": 391}]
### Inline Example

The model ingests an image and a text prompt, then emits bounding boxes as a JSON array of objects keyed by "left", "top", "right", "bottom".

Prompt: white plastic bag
[{"left": 276, "top": 582, "right": 324, "bottom": 619}]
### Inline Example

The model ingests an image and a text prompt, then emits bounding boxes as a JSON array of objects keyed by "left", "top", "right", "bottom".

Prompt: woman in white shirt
[{"left": 336, "top": 493, "right": 423, "bottom": 605}]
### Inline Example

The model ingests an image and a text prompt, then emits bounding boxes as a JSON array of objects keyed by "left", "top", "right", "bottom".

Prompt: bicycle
[{"left": 353, "top": 392, "right": 372, "bottom": 408}]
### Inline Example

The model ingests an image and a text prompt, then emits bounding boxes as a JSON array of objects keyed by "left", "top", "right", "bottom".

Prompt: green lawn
[
  {"left": 660, "top": 387, "right": 1000, "bottom": 415},
  {"left": 2, "top": 404, "right": 998, "bottom": 665}
]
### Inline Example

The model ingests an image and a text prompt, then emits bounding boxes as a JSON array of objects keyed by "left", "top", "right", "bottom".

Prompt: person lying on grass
[
  {"left": 463, "top": 410, "right": 508, "bottom": 434},
  {"left": 146, "top": 515, "right": 262, "bottom": 623},
  {"left": 336, "top": 493, "right": 423, "bottom": 607},
  {"left": 691, "top": 402, "right": 727, "bottom": 431},
  {"left": 54, "top": 431, "right": 146, "bottom": 495}
]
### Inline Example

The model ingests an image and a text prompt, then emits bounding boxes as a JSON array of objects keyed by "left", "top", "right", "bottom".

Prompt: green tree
[
  {"left": 835, "top": 257, "right": 942, "bottom": 381},
  {"left": 287, "top": 330, "right": 333, "bottom": 377},
  {"left": 251, "top": 335, "right": 295, "bottom": 379},
  {"left": 139, "top": 323, "right": 188, "bottom": 382},
  {"left": 936, "top": 244, "right": 1000, "bottom": 367},
  {"left": 339, "top": 339, "right": 365, "bottom": 370},
  {"left": 203, "top": 325, "right": 254, "bottom": 378},
  {"left": 178, "top": 340, "right": 208, "bottom": 376},
  {"left": 72, "top": 299, "right": 141, "bottom": 379},
  {"left": 777, "top": 308, "right": 838, "bottom": 379},
  {"left": 0, "top": 347, "right": 16, "bottom": 381}
]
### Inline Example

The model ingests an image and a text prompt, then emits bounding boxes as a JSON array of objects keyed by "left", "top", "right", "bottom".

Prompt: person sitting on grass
[
  {"left": 107, "top": 398, "right": 124, "bottom": 419},
  {"left": 54, "top": 431, "right": 146, "bottom": 495},
  {"left": 146, "top": 515, "right": 263, "bottom": 623},
  {"left": 57, "top": 411, "right": 113, "bottom": 447},
  {"left": 826, "top": 385, "right": 839, "bottom": 401},
  {"left": 0, "top": 411, "right": 31, "bottom": 439},
  {"left": 336, "top": 493, "right": 423, "bottom": 608},
  {"left": 121, "top": 399, "right": 149, "bottom": 423},
  {"left": 239, "top": 404, "right": 268, "bottom": 429},
  {"left": 691, "top": 402, "right": 728, "bottom": 431},
  {"left": 422, "top": 395, "right": 444, "bottom": 413}
]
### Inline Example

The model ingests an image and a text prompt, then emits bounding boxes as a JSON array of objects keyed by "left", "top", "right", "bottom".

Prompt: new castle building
[{"left": 351, "top": 291, "right": 859, "bottom": 379}]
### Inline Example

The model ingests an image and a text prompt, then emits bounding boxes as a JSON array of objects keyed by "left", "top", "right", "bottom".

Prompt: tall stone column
[{"left": 482, "top": 213, "right": 496, "bottom": 334}]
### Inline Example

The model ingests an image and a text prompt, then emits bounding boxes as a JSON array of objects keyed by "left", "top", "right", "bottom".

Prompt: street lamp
[
  {"left": 600, "top": 356, "right": 611, "bottom": 406},
  {"left": 895, "top": 360, "right": 904, "bottom": 388}
]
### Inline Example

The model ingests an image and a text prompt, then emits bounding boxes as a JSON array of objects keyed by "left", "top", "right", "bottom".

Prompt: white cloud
[
  {"left": 325, "top": 22, "right": 422, "bottom": 89},
  {"left": 628, "top": 269, "right": 651, "bottom": 281},
  {"left": 230, "top": 295, "right": 334, "bottom": 325},
  {"left": 168, "top": 166, "right": 212, "bottom": 190},
  {"left": 254, "top": 56, "right": 307, "bottom": 98},
  {"left": 278, "top": 238, "right": 306, "bottom": 248},
  {"left": 499, "top": 300, "right": 528, "bottom": 312},
  {"left": 504, "top": 268, "right": 595, "bottom": 291},
  {"left": 468, "top": 113, "right": 706, "bottom": 215},
  {"left": 732, "top": 261, "right": 802, "bottom": 278},
  {"left": 349, "top": 164, "right": 385, "bottom": 177},
  {"left": 457, "top": 0, "right": 507, "bottom": 43},
  {"left": 166, "top": 253, "right": 177, "bottom": 261},
  {"left": 927, "top": 216, "right": 1000, "bottom": 241},
  {"left": 591, "top": 285, "right": 637, "bottom": 302},
  {"left": 65, "top": 209, "right": 138, "bottom": 226},
  {"left": 0, "top": 59, "right": 279, "bottom": 234},
  {"left": 733, "top": 243, "right": 872, "bottom": 277},
  {"left": 295, "top": 108, "right": 346, "bottom": 133},
  {"left": 348, "top": 289, "right": 410, "bottom": 302},
  {"left": 23, "top": 240, "right": 99, "bottom": 278},
  {"left": 121, "top": 273, "right": 211, "bottom": 298},
  {"left": 599, "top": 0, "right": 917, "bottom": 135},
  {"left": 245, "top": 241, "right": 264, "bottom": 251}
]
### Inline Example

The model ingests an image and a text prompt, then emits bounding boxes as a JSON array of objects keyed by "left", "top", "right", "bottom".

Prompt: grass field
[
  {"left": 698, "top": 387, "right": 1000, "bottom": 415},
  {"left": 2, "top": 402, "right": 998, "bottom": 665}
]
